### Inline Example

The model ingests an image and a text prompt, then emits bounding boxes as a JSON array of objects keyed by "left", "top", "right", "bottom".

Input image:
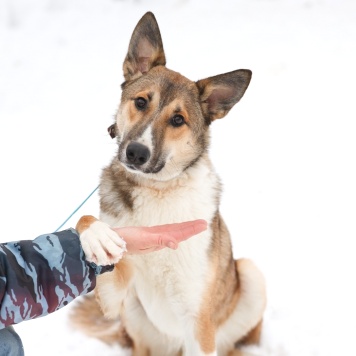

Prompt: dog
[{"left": 72, "top": 11, "right": 266, "bottom": 356}]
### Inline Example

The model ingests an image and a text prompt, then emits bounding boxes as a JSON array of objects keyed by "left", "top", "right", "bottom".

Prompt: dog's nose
[{"left": 126, "top": 142, "right": 151, "bottom": 166}]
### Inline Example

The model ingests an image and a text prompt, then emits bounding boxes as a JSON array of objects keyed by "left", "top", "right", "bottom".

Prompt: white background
[{"left": 1, "top": 0, "right": 356, "bottom": 355}]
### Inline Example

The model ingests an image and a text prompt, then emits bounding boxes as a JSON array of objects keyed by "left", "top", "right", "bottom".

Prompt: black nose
[{"left": 126, "top": 142, "right": 151, "bottom": 166}]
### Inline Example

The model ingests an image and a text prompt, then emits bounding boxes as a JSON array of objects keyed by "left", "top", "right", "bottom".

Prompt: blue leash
[{"left": 55, "top": 185, "right": 99, "bottom": 232}]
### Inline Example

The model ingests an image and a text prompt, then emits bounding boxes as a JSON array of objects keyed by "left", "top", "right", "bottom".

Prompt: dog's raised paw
[{"left": 77, "top": 216, "right": 127, "bottom": 266}]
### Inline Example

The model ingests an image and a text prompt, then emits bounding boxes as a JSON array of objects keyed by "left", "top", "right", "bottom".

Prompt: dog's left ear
[
  {"left": 123, "top": 12, "right": 166, "bottom": 81},
  {"left": 196, "top": 69, "right": 252, "bottom": 122}
]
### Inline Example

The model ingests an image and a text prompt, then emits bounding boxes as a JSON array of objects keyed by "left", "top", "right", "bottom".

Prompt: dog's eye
[
  {"left": 135, "top": 97, "right": 147, "bottom": 110},
  {"left": 170, "top": 114, "right": 185, "bottom": 127}
]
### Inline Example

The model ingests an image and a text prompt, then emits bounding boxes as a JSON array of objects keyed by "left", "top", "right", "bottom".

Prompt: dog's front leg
[
  {"left": 95, "top": 260, "right": 133, "bottom": 319},
  {"left": 76, "top": 215, "right": 132, "bottom": 318}
]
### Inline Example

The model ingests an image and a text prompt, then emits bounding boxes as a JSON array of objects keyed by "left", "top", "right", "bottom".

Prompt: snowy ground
[{"left": 1, "top": 0, "right": 356, "bottom": 355}]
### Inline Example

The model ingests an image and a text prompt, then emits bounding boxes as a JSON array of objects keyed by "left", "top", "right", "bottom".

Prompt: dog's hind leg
[
  {"left": 235, "top": 319, "right": 263, "bottom": 348},
  {"left": 69, "top": 293, "right": 126, "bottom": 346},
  {"left": 217, "top": 259, "right": 266, "bottom": 356},
  {"left": 230, "top": 319, "right": 263, "bottom": 356}
]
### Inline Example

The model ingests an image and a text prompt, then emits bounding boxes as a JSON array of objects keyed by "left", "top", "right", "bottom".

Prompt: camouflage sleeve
[{"left": 0, "top": 228, "right": 112, "bottom": 329}]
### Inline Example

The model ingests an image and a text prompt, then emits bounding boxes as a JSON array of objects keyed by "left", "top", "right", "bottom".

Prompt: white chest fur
[{"left": 99, "top": 159, "right": 220, "bottom": 337}]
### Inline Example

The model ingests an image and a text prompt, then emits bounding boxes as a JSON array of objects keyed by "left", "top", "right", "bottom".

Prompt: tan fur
[
  {"left": 95, "top": 259, "right": 133, "bottom": 318},
  {"left": 195, "top": 215, "right": 241, "bottom": 353},
  {"left": 228, "top": 351, "right": 244, "bottom": 356},
  {"left": 75, "top": 215, "right": 98, "bottom": 234},
  {"left": 210, "top": 215, "right": 242, "bottom": 327},
  {"left": 196, "top": 306, "right": 216, "bottom": 354},
  {"left": 71, "top": 12, "right": 266, "bottom": 356},
  {"left": 227, "top": 321, "right": 263, "bottom": 356}
]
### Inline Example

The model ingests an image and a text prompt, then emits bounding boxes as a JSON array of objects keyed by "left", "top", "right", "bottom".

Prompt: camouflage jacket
[{"left": 0, "top": 228, "right": 113, "bottom": 329}]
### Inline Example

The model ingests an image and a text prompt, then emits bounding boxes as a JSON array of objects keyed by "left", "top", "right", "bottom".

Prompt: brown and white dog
[{"left": 73, "top": 11, "right": 266, "bottom": 356}]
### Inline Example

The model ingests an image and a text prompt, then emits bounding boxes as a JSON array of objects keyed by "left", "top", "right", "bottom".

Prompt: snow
[{"left": 1, "top": 0, "right": 356, "bottom": 355}]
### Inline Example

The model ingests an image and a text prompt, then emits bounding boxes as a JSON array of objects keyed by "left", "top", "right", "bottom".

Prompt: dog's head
[{"left": 112, "top": 12, "right": 251, "bottom": 182}]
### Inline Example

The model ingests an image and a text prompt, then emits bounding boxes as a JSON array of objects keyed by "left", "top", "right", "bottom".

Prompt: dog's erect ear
[
  {"left": 196, "top": 69, "right": 252, "bottom": 122},
  {"left": 123, "top": 12, "right": 166, "bottom": 81}
]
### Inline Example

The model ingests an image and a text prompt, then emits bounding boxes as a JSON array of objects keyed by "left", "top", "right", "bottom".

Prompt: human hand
[
  {"left": 76, "top": 216, "right": 207, "bottom": 265},
  {"left": 112, "top": 219, "right": 207, "bottom": 255}
]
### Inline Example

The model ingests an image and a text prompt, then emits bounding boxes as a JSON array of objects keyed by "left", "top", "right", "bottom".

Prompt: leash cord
[{"left": 55, "top": 185, "right": 100, "bottom": 232}]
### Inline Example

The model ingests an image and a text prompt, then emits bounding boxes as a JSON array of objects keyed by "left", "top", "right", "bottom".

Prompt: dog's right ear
[
  {"left": 123, "top": 12, "right": 166, "bottom": 81},
  {"left": 196, "top": 69, "right": 252, "bottom": 123}
]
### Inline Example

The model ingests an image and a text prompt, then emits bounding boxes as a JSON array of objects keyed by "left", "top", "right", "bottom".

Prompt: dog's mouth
[{"left": 123, "top": 161, "right": 165, "bottom": 175}]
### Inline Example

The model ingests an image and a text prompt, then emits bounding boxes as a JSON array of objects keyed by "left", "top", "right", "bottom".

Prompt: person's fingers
[
  {"left": 113, "top": 220, "right": 207, "bottom": 240},
  {"left": 135, "top": 245, "right": 165, "bottom": 253},
  {"left": 144, "top": 219, "right": 207, "bottom": 234},
  {"left": 112, "top": 219, "right": 207, "bottom": 254},
  {"left": 168, "top": 220, "right": 207, "bottom": 240},
  {"left": 154, "top": 220, "right": 208, "bottom": 246},
  {"left": 150, "top": 220, "right": 207, "bottom": 249}
]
